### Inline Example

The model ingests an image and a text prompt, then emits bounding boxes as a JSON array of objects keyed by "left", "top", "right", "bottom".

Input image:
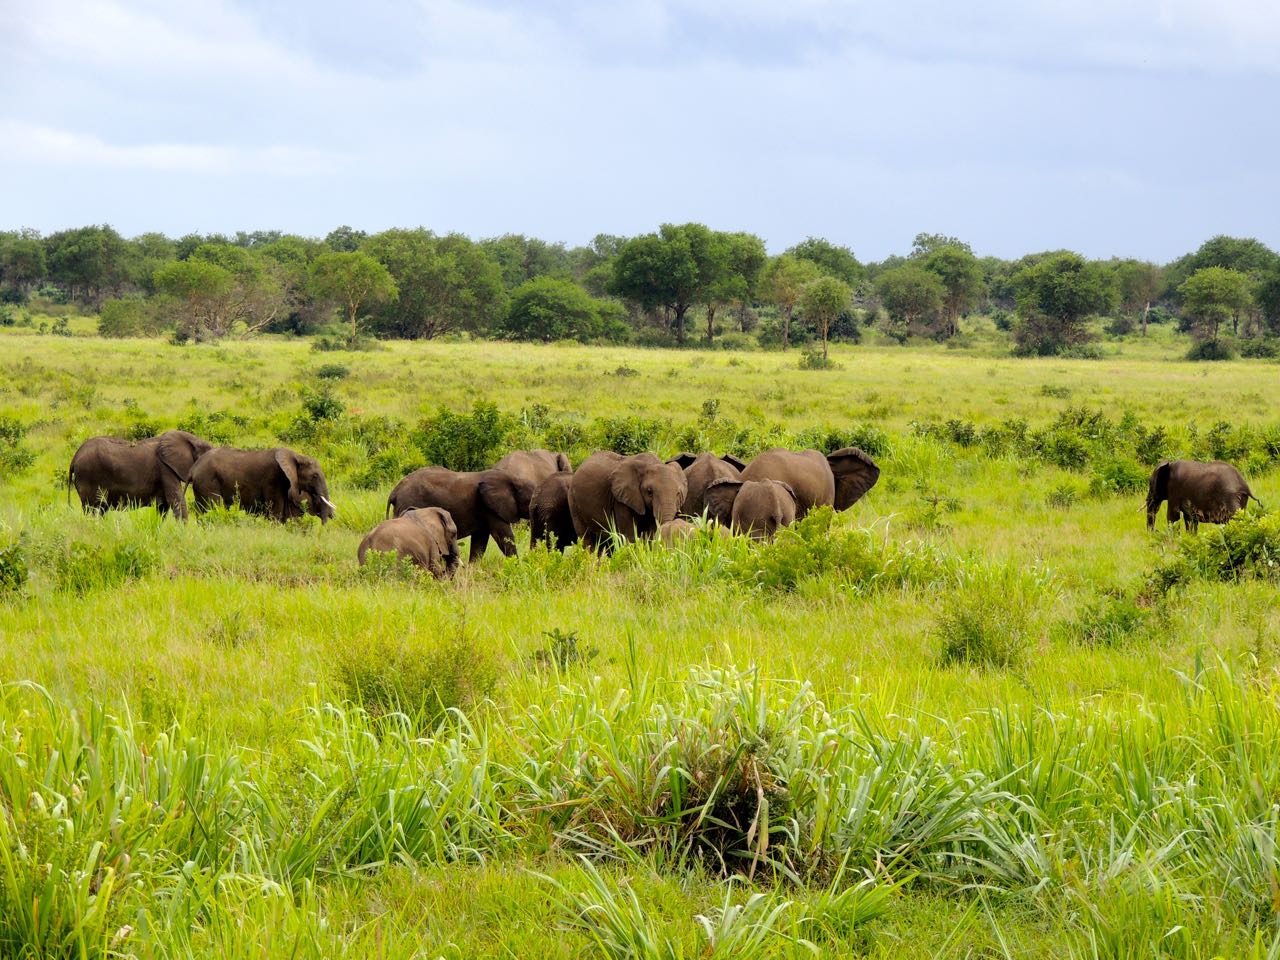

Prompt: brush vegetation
[{"left": 2, "top": 329, "right": 1280, "bottom": 957}]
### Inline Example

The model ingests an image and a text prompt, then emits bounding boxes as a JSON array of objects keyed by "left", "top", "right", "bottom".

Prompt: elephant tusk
[{"left": 319, "top": 496, "right": 336, "bottom": 513}]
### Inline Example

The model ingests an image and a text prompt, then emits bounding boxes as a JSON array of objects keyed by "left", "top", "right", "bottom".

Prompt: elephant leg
[
  {"left": 160, "top": 476, "right": 188, "bottom": 520},
  {"left": 468, "top": 530, "right": 490, "bottom": 562},
  {"left": 492, "top": 521, "right": 518, "bottom": 557}
]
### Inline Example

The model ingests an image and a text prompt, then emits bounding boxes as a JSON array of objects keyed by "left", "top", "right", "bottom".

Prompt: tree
[
  {"left": 361, "top": 229, "right": 507, "bottom": 339},
  {"left": 309, "top": 252, "right": 398, "bottom": 346},
  {"left": 761, "top": 255, "right": 820, "bottom": 349},
  {"left": 153, "top": 259, "right": 237, "bottom": 340},
  {"left": 876, "top": 264, "right": 945, "bottom": 340},
  {"left": 786, "top": 237, "right": 862, "bottom": 287},
  {"left": 0, "top": 232, "right": 47, "bottom": 298},
  {"left": 702, "top": 232, "right": 767, "bottom": 344},
  {"left": 324, "top": 225, "right": 368, "bottom": 252},
  {"left": 1179, "top": 267, "right": 1251, "bottom": 346},
  {"left": 910, "top": 233, "right": 973, "bottom": 258},
  {"left": 1010, "top": 252, "right": 1116, "bottom": 356},
  {"left": 1166, "top": 235, "right": 1279, "bottom": 292},
  {"left": 800, "top": 277, "right": 853, "bottom": 360},
  {"left": 44, "top": 225, "right": 130, "bottom": 306},
  {"left": 499, "top": 277, "right": 624, "bottom": 342},
  {"left": 922, "top": 246, "right": 983, "bottom": 337},
  {"left": 1111, "top": 259, "right": 1163, "bottom": 335},
  {"left": 609, "top": 223, "right": 719, "bottom": 345},
  {"left": 1257, "top": 264, "right": 1280, "bottom": 336},
  {"left": 480, "top": 234, "right": 574, "bottom": 290}
]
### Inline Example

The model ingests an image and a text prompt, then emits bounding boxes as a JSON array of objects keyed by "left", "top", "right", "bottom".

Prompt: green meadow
[{"left": 1, "top": 322, "right": 1279, "bottom": 958}]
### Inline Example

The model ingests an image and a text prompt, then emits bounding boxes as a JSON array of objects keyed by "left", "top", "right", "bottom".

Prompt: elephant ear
[
  {"left": 609, "top": 460, "right": 647, "bottom": 515},
  {"left": 776, "top": 480, "right": 799, "bottom": 505},
  {"left": 703, "top": 478, "right": 743, "bottom": 526},
  {"left": 828, "top": 447, "right": 880, "bottom": 510},
  {"left": 157, "top": 431, "right": 201, "bottom": 481},
  {"left": 274, "top": 449, "right": 302, "bottom": 506},
  {"left": 667, "top": 452, "right": 699, "bottom": 470},
  {"left": 422, "top": 508, "right": 455, "bottom": 557},
  {"left": 479, "top": 474, "right": 520, "bottom": 524},
  {"left": 555, "top": 453, "right": 573, "bottom": 473},
  {"left": 1148, "top": 461, "right": 1172, "bottom": 502},
  {"left": 720, "top": 453, "right": 747, "bottom": 471}
]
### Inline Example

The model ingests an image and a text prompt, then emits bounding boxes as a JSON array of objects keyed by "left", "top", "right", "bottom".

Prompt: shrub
[
  {"left": 530, "top": 629, "right": 598, "bottom": 670},
  {"left": 98, "top": 297, "right": 163, "bottom": 338},
  {"left": 1046, "top": 484, "right": 1078, "bottom": 509},
  {"left": 595, "top": 416, "right": 662, "bottom": 456},
  {"left": 1155, "top": 510, "right": 1280, "bottom": 588},
  {"left": 0, "top": 414, "right": 36, "bottom": 478},
  {"left": 351, "top": 448, "right": 422, "bottom": 490},
  {"left": 334, "top": 628, "right": 499, "bottom": 729},
  {"left": 1186, "top": 339, "right": 1236, "bottom": 361},
  {"left": 52, "top": 540, "right": 159, "bottom": 594},
  {"left": 1239, "top": 338, "right": 1280, "bottom": 359},
  {"left": 1063, "top": 593, "right": 1152, "bottom": 648},
  {"left": 1088, "top": 457, "right": 1148, "bottom": 497},
  {"left": 798, "top": 348, "right": 838, "bottom": 370},
  {"left": 315, "top": 362, "right": 350, "bottom": 380},
  {"left": 935, "top": 570, "right": 1033, "bottom": 669},
  {"left": 0, "top": 540, "right": 28, "bottom": 595},
  {"left": 412, "top": 401, "right": 512, "bottom": 472}
]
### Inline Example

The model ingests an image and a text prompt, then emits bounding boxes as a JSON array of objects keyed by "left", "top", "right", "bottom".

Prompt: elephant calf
[
  {"left": 529, "top": 472, "right": 578, "bottom": 551},
  {"left": 386, "top": 467, "right": 535, "bottom": 561},
  {"left": 705, "top": 478, "right": 798, "bottom": 541},
  {"left": 569, "top": 451, "right": 687, "bottom": 551},
  {"left": 1147, "top": 459, "right": 1259, "bottom": 532},
  {"left": 69, "top": 429, "right": 212, "bottom": 519},
  {"left": 667, "top": 452, "right": 745, "bottom": 518},
  {"left": 190, "top": 447, "right": 336, "bottom": 523},
  {"left": 358, "top": 507, "right": 459, "bottom": 579}
]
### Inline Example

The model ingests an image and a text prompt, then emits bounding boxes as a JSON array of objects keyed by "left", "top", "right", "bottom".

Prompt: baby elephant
[
  {"left": 704, "top": 478, "right": 798, "bottom": 541},
  {"left": 358, "top": 507, "right": 460, "bottom": 579}
]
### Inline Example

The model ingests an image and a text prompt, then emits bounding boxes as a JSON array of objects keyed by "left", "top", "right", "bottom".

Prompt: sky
[{"left": 1, "top": 0, "right": 1278, "bottom": 262}]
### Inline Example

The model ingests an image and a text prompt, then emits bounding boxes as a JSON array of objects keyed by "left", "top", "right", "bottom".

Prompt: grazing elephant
[
  {"left": 357, "top": 507, "right": 460, "bottom": 579},
  {"left": 189, "top": 447, "right": 336, "bottom": 523},
  {"left": 659, "top": 518, "right": 696, "bottom": 546},
  {"left": 741, "top": 447, "right": 880, "bottom": 517},
  {"left": 69, "top": 429, "right": 212, "bottom": 519},
  {"left": 705, "top": 478, "right": 798, "bottom": 541},
  {"left": 666, "top": 452, "right": 745, "bottom": 518},
  {"left": 569, "top": 452, "right": 688, "bottom": 551},
  {"left": 529, "top": 472, "right": 578, "bottom": 551},
  {"left": 494, "top": 449, "right": 573, "bottom": 491},
  {"left": 1146, "top": 460, "right": 1259, "bottom": 532},
  {"left": 386, "top": 467, "right": 535, "bottom": 561}
]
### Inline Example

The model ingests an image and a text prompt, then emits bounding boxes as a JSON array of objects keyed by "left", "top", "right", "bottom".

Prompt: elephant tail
[
  {"left": 66, "top": 463, "right": 73, "bottom": 504},
  {"left": 386, "top": 494, "right": 396, "bottom": 519}
]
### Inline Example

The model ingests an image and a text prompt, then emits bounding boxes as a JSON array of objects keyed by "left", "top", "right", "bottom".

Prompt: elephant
[
  {"left": 494, "top": 449, "right": 573, "bottom": 492},
  {"left": 568, "top": 451, "right": 688, "bottom": 551},
  {"left": 1146, "top": 460, "right": 1259, "bottom": 532},
  {"left": 659, "top": 518, "right": 696, "bottom": 546},
  {"left": 666, "top": 452, "right": 745, "bottom": 518},
  {"left": 529, "top": 472, "right": 578, "bottom": 551},
  {"left": 189, "top": 447, "right": 336, "bottom": 523},
  {"left": 357, "top": 507, "right": 460, "bottom": 579},
  {"left": 69, "top": 429, "right": 212, "bottom": 519},
  {"left": 386, "top": 467, "right": 535, "bottom": 561},
  {"left": 741, "top": 447, "right": 880, "bottom": 517},
  {"left": 705, "top": 478, "right": 798, "bottom": 541}
]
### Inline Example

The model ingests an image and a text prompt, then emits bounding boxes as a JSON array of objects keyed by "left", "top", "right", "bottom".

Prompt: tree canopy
[
  {"left": 1011, "top": 252, "right": 1116, "bottom": 356},
  {"left": 876, "top": 264, "right": 945, "bottom": 341},
  {"left": 1179, "top": 267, "right": 1251, "bottom": 346},
  {"left": 309, "top": 252, "right": 398, "bottom": 346}
]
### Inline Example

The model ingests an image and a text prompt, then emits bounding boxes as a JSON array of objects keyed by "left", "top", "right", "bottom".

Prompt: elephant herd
[{"left": 66, "top": 428, "right": 1261, "bottom": 582}]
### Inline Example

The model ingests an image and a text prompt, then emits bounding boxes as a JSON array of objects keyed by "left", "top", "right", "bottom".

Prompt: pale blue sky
[{"left": 2, "top": 0, "right": 1277, "bottom": 261}]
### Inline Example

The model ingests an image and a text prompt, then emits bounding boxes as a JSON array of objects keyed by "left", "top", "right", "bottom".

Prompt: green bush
[
  {"left": 935, "top": 568, "right": 1034, "bottom": 669},
  {"left": 798, "top": 349, "right": 838, "bottom": 370},
  {"left": 595, "top": 415, "right": 662, "bottom": 455},
  {"left": 0, "top": 414, "right": 36, "bottom": 479},
  {"left": 1238, "top": 338, "right": 1279, "bottom": 359},
  {"left": 98, "top": 297, "right": 163, "bottom": 338},
  {"left": 334, "top": 629, "right": 499, "bottom": 730},
  {"left": 1186, "top": 339, "right": 1236, "bottom": 361},
  {"left": 412, "top": 400, "right": 512, "bottom": 472},
  {"left": 1063, "top": 592, "right": 1152, "bottom": 648},
  {"left": 0, "top": 540, "right": 28, "bottom": 595},
  {"left": 1088, "top": 457, "right": 1148, "bottom": 497},
  {"left": 51, "top": 540, "right": 159, "bottom": 594},
  {"left": 315, "top": 362, "right": 350, "bottom": 380},
  {"left": 1153, "top": 510, "right": 1280, "bottom": 590}
]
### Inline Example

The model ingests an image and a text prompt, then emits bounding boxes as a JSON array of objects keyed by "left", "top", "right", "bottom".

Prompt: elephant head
[
  {"left": 1146, "top": 461, "right": 1171, "bottom": 529},
  {"left": 157, "top": 430, "right": 213, "bottom": 482},
  {"left": 409, "top": 506, "right": 459, "bottom": 568},
  {"left": 478, "top": 470, "right": 537, "bottom": 524},
  {"left": 610, "top": 454, "right": 687, "bottom": 527},
  {"left": 276, "top": 450, "right": 336, "bottom": 523},
  {"left": 827, "top": 447, "right": 880, "bottom": 510}
]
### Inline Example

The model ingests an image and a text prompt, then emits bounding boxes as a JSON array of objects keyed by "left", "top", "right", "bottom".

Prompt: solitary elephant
[
  {"left": 189, "top": 447, "right": 336, "bottom": 523},
  {"left": 705, "top": 478, "right": 798, "bottom": 541},
  {"left": 69, "top": 429, "right": 212, "bottom": 519},
  {"left": 529, "top": 472, "right": 578, "bottom": 551},
  {"left": 358, "top": 507, "right": 460, "bottom": 579},
  {"left": 569, "top": 452, "right": 688, "bottom": 551},
  {"left": 386, "top": 467, "right": 535, "bottom": 561},
  {"left": 741, "top": 447, "right": 880, "bottom": 517},
  {"left": 1146, "top": 460, "right": 1259, "bottom": 532},
  {"left": 666, "top": 452, "right": 745, "bottom": 518},
  {"left": 494, "top": 449, "right": 573, "bottom": 490}
]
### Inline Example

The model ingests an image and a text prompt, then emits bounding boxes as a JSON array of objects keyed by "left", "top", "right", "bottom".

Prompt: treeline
[{"left": 2, "top": 224, "right": 1279, "bottom": 358}]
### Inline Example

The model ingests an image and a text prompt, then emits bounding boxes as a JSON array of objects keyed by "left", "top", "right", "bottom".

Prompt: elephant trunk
[
  {"left": 1145, "top": 495, "right": 1160, "bottom": 530},
  {"left": 652, "top": 489, "right": 681, "bottom": 527}
]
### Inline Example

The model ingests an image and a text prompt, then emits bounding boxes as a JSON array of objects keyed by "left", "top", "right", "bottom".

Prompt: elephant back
[{"left": 741, "top": 448, "right": 834, "bottom": 517}]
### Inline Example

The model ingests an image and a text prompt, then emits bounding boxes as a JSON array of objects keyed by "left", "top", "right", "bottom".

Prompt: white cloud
[{"left": 0, "top": 120, "right": 349, "bottom": 175}]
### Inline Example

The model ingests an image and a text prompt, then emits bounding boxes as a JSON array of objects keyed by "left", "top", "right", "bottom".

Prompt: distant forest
[{"left": 2, "top": 224, "right": 1279, "bottom": 360}]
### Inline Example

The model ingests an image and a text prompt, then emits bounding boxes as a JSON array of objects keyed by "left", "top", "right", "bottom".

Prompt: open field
[{"left": 2, "top": 327, "right": 1280, "bottom": 957}]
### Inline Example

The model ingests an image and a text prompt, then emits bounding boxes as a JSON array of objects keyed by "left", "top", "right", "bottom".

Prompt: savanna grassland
[{"left": 2, "top": 320, "right": 1280, "bottom": 959}]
